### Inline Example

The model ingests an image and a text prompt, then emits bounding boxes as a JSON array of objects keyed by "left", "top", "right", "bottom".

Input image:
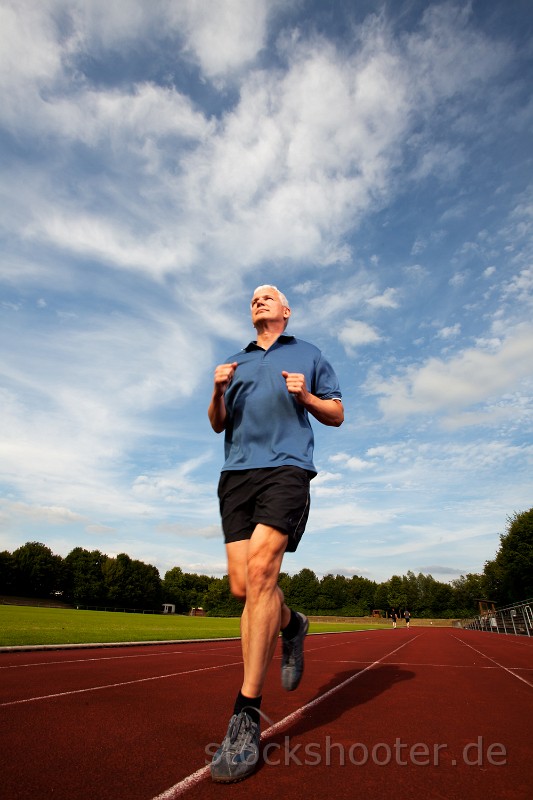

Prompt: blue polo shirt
[{"left": 220, "top": 335, "right": 342, "bottom": 474}]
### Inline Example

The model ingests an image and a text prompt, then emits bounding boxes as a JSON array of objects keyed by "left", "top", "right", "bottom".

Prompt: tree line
[{"left": 1, "top": 508, "right": 531, "bottom": 617}]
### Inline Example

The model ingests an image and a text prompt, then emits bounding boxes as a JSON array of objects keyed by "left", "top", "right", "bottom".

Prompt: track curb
[{"left": 0, "top": 628, "right": 370, "bottom": 654}]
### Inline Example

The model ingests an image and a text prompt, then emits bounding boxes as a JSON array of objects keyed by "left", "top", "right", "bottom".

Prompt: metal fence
[{"left": 462, "top": 598, "right": 533, "bottom": 636}]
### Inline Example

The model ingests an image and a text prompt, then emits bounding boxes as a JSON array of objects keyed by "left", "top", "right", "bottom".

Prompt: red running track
[{"left": 1, "top": 627, "right": 532, "bottom": 800}]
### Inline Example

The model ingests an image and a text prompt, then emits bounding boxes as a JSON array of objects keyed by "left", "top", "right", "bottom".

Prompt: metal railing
[{"left": 462, "top": 598, "right": 533, "bottom": 636}]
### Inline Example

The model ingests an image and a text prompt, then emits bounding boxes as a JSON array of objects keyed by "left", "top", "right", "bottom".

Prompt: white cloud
[
  {"left": 157, "top": 522, "right": 221, "bottom": 541},
  {"left": 0, "top": 302, "right": 215, "bottom": 523},
  {"left": 404, "top": 264, "right": 429, "bottom": 282},
  {"left": 330, "top": 453, "right": 373, "bottom": 471},
  {"left": 310, "top": 502, "right": 397, "bottom": 530},
  {"left": 1, "top": 0, "right": 276, "bottom": 86},
  {"left": 366, "top": 440, "right": 532, "bottom": 475},
  {"left": 370, "top": 325, "right": 533, "bottom": 421},
  {"left": 85, "top": 524, "right": 116, "bottom": 535},
  {"left": 416, "top": 565, "right": 465, "bottom": 576},
  {"left": 0, "top": 0, "right": 515, "bottom": 342},
  {"left": 0, "top": 1, "right": 62, "bottom": 95},
  {"left": 4, "top": 0, "right": 508, "bottom": 285},
  {"left": 173, "top": 0, "right": 276, "bottom": 78},
  {"left": 26, "top": 210, "right": 197, "bottom": 276},
  {"left": 338, "top": 320, "right": 381, "bottom": 353},
  {"left": 437, "top": 323, "right": 461, "bottom": 339},
  {"left": 321, "top": 566, "right": 374, "bottom": 579},
  {"left": 410, "top": 142, "right": 466, "bottom": 182},
  {"left": 132, "top": 454, "right": 216, "bottom": 511},
  {"left": 405, "top": 2, "right": 511, "bottom": 98},
  {"left": 449, "top": 271, "right": 468, "bottom": 288},
  {"left": 411, "top": 237, "right": 426, "bottom": 255},
  {"left": 502, "top": 267, "right": 533, "bottom": 305},
  {"left": 22, "top": 82, "right": 211, "bottom": 145},
  {"left": 0, "top": 500, "right": 86, "bottom": 526},
  {"left": 367, "top": 287, "right": 399, "bottom": 309}
]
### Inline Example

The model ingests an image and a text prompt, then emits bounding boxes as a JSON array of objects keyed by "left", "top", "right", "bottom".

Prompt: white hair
[{"left": 252, "top": 284, "right": 290, "bottom": 308}]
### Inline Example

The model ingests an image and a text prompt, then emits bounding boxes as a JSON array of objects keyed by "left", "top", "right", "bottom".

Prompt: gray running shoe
[
  {"left": 210, "top": 711, "right": 260, "bottom": 783},
  {"left": 281, "top": 612, "right": 309, "bottom": 691}
]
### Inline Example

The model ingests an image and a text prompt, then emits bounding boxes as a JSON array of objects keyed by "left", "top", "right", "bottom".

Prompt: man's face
[{"left": 250, "top": 288, "right": 290, "bottom": 328}]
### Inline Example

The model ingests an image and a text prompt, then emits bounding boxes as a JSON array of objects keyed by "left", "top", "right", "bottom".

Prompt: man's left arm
[{"left": 282, "top": 371, "right": 344, "bottom": 427}]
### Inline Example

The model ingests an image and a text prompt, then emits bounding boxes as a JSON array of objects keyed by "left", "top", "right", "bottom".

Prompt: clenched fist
[
  {"left": 213, "top": 362, "right": 238, "bottom": 395},
  {"left": 282, "top": 371, "right": 309, "bottom": 404}
]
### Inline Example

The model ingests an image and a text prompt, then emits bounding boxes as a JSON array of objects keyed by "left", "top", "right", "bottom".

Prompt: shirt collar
[{"left": 244, "top": 334, "right": 295, "bottom": 352}]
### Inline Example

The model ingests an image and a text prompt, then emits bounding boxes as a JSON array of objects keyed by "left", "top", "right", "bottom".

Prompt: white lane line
[
  {"left": 152, "top": 767, "right": 211, "bottom": 800},
  {"left": 312, "top": 659, "right": 533, "bottom": 670},
  {"left": 0, "top": 633, "right": 404, "bottom": 706},
  {"left": 150, "top": 634, "right": 422, "bottom": 799},
  {"left": 0, "top": 633, "right": 367, "bottom": 701},
  {"left": 0, "top": 631, "right": 368, "bottom": 670},
  {"left": 0, "top": 645, "right": 242, "bottom": 670},
  {"left": 453, "top": 635, "right": 533, "bottom": 688},
  {"left": 0, "top": 660, "right": 243, "bottom": 707}
]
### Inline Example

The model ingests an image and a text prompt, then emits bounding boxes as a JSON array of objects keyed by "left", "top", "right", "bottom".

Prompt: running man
[{"left": 208, "top": 284, "right": 344, "bottom": 782}]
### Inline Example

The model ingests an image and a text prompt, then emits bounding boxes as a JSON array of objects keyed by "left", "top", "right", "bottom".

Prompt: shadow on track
[{"left": 261, "top": 664, "right": 415, "bottom": 760}]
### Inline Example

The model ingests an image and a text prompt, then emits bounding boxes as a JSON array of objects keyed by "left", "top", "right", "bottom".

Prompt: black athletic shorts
[{"left": 218, "top": 466, "right": 313, "bottom": 553}]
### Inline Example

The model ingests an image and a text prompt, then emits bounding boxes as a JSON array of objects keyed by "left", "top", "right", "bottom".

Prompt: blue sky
[{"left": 1, "top": 0, "right": 532, "bottom": 585}]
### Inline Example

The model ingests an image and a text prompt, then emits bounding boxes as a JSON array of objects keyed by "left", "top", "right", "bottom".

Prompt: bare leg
[{"left": 226, "top": 525, "right": 290, "bottom": 698}]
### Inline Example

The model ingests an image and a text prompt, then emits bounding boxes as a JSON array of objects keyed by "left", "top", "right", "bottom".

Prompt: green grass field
[{"left": 0, "top": 605, "right": 378, "bottom": 647}]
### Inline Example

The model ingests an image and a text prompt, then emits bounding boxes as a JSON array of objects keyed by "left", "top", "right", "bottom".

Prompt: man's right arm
[{"left": 208, "top": 362, "right": 238, "bottom": 433}]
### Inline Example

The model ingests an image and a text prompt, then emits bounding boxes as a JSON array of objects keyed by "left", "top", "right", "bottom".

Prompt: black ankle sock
[
  {"left": 282, "top": 609, "right": 301, "bottom": 639},
  {"left": 233, "top": 691, "right": 262, "bottom": 725}
]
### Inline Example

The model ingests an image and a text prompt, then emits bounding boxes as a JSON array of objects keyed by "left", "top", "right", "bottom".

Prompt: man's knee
[
  {"left": 246, "top": 551, "right": 280, "bottom": 592},
  {"left": 228, "top": 573, "right": 247, "bottom": 602}
]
